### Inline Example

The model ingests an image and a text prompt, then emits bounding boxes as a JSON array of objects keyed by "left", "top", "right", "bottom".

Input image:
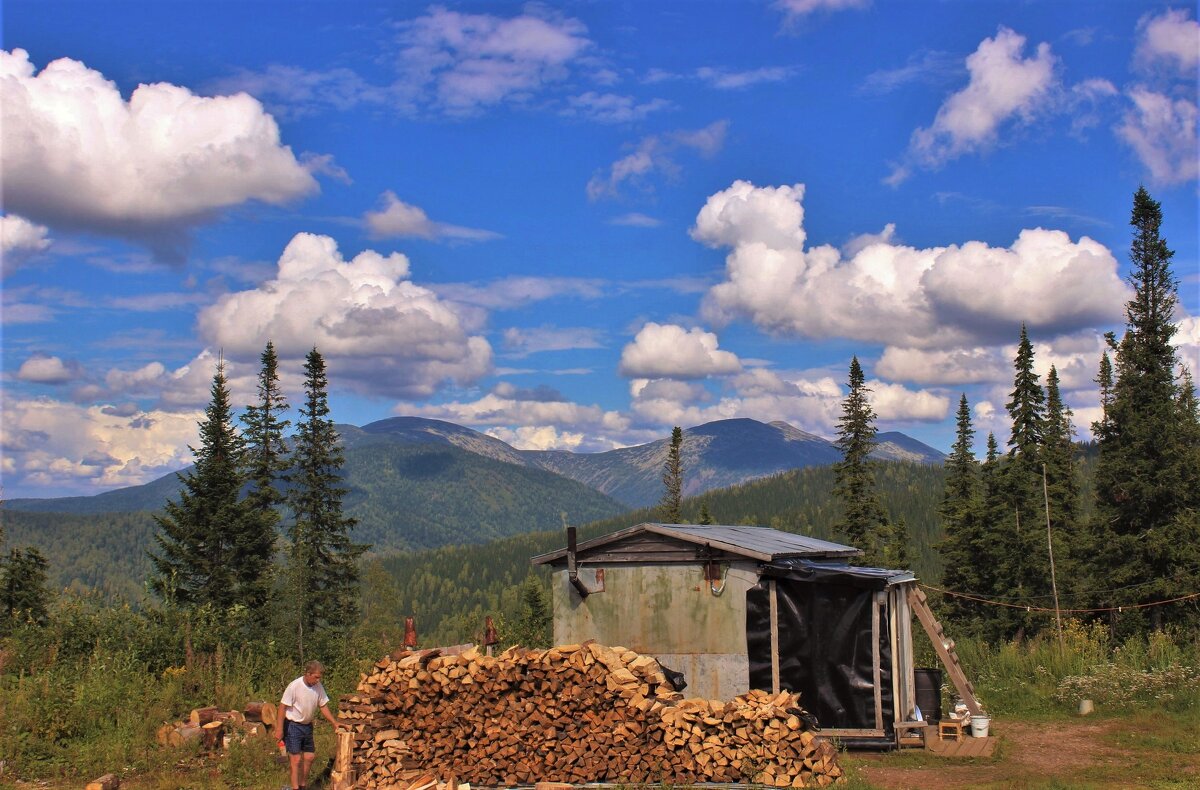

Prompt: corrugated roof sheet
[
  {"left": 659, "top": 524, "right": 859, "bottom": 559},
  {"left": 530, "top": 522, "right": 860, "bottom": 565}
]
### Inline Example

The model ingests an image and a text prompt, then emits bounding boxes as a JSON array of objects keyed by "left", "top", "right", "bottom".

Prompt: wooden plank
[
  {"left": 907, "top": 588, "right": 983, "bottom": 717},
  {"left": 820, "top": 728, "right": 887, "bottom": 738},
  {"left": 769, "top": 580, "right": 780, "bottom": 694}
]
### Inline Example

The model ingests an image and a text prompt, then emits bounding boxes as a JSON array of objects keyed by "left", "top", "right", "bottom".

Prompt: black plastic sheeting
[{"left": 746, "top": 560, "right": 899, "bottom": 736}]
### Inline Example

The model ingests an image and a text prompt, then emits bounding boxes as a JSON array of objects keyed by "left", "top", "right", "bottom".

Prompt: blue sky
[{"left": 2, "top": 0, "right": 1197, "bottom": 499}]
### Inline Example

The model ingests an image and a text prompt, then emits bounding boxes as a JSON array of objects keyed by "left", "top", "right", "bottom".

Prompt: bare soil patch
[{"left": 845, "top": 716, "right": 1198, "bottom": 789}]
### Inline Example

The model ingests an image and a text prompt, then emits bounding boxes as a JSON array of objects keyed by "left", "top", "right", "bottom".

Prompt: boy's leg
[{"left": 289, "top": 752, "right": 302, "bottom": 789}]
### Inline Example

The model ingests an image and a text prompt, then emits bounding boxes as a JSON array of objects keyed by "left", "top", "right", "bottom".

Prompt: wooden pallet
[{"left": 925, "top": 734, "right": 997, "bottom": 758}]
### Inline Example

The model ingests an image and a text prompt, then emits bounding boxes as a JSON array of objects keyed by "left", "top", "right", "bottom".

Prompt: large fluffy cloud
[
  {"left": 619, "top": 323, "right": 742, "bottom": 379},
  {"left": 0, "top": 49, "right": 317, "bottom": 260},
  {"left": 197, "top": 233, "right": 492, "bottom": 398},
  {"left": 1, "top": 398, "right": 201, "bottom": 495},
  {"left": 889, "top": 28, "right": 1056, "bottom": 182},
  {"left": 697, "top": 180, "right": 1129, "bottom": 350}
]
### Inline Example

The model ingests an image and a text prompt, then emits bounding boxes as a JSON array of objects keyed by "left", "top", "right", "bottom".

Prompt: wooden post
[{"left": 1043, "top": 464, "right": 1065, "bottom": 654}]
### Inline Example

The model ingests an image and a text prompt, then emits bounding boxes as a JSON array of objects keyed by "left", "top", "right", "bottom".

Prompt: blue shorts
[{"left": 283, "top": 720, "right": 315, "bottom": 754}]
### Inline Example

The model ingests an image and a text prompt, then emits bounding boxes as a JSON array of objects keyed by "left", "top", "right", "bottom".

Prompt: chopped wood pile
[
  {"left": 335, "top": 642, "right": 843, "bottom": 788},
  {"left": 156, "top": 701, "right": 278, "bottom": 752}
]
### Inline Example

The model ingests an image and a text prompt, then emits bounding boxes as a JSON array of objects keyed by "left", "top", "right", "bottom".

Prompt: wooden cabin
[{"left": 532, "top": 522, "right": 981, "bottom": 747}]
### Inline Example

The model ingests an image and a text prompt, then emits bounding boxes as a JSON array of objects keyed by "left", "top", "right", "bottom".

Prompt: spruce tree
[
  {"left": 510, "top": 573, "right": 552, "bottom": 648},
  {"left": 833, "top": 356, "right": 889, "bottom": 562},
  {"left": 936, "top": 395, "right": 985, "bottom": 625},
  {"left": 238, "top": 341, "right": 291, "bottom": 617},
  {"left": 659, "top": 426, "right": 684, "bottom": 524},
  {"left": 997, "top": 326, "right": 1050, "bottom": 638},
  {"left": 0, "top": 547, "right": 50, "bottom": 634},
  {"left": 288, "top": 347, "right": 366, "bottom": 656},
  {"left": 149, "top": 361, "right": 250, "bottom": 614},
  {"left": 698, "top": 501, "right": 714, "bottom": 525},
  {"left": 1093, "top": 187, "right": 1197, "bottom": 630}
]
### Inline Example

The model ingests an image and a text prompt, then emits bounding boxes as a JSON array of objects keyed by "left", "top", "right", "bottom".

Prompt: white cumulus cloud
[
  {"left": 890, "top": 28, "right": 1056, "bottom": 182},
  {"left": 364, "top": 192, "right": 501, "bottom": 242},
  {"left": 16, "top": 354, "right": 82, "bottom": 384},
  {"left": 1, "top": 214, "right": 51, "bottom": 277},
  {"left": 697, "top": 180, "right": 1129, "bottom": 350},
  {"left": 619, "top": 323, "right": 743, "bottom": 379},
  {"left": 0, "top": 398, "right": 202, "bottom": 496},
  {"left": 1116, "top": 87, "right": 1198, "bottom": 185},
  {"left": 0, "top": 49, "right": 318, "bottom": 261},
  {"left": 1135, "top": 8, "right": 1200, "bottom": 74},
  {"left": 197, "top": 233, "right": 492, "bottom": 398}
]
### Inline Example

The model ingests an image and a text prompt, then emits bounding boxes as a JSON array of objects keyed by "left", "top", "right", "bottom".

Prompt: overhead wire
[{"left": 919, "top": 583, "right": 1200, "bottom": 614}]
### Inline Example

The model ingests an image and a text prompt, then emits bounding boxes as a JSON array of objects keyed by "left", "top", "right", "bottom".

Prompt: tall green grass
[
  {"left": 3, "top": 593, "right": 1198, "bottom": 783},
  {"left": 943, "top": 619, "right": 1200, "bottom": 717},
  {"left": 0, "top": 591, "right": 374, "bottom": 781}
]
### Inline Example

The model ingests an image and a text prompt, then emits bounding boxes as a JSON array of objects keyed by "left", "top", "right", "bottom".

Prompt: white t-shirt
[{"left": 281, "top": 676, "right": 330, "bottom": 724}]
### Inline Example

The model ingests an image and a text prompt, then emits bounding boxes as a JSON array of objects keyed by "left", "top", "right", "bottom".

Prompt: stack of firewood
[
  {"left": 335, "top": 643, "right": 843, "bottom": 788},
  {"left": 156, "top": 702, "right": 277, "bottom": 752}
]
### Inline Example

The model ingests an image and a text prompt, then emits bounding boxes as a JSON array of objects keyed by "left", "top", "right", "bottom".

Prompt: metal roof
[{"left": 530, "top": 522, "right": 860, "bottom": 565}]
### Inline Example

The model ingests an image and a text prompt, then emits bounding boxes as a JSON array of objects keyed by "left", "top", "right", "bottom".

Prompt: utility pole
[{"left": 1043, "top": 464, "right": 1065, "bottom": 653}]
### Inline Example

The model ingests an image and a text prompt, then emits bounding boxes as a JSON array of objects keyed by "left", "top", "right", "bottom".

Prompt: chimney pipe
[{"left": 566, "top": 525, "right": 590, "bottom": 599}]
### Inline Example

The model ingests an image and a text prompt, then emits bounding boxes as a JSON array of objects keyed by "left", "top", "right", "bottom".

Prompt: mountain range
[{"left": 5, "top": 416, "right": 944, "bottom": 516}]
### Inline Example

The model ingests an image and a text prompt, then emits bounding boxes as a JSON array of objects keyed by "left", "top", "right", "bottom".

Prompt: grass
[{"left": 3, "top": 599, "right": 1199, "bottom": 788}]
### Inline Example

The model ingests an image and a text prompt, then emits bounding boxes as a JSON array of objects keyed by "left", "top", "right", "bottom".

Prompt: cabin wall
[{"left": 550, "top": 562, "right": 759, "bottom": 699}]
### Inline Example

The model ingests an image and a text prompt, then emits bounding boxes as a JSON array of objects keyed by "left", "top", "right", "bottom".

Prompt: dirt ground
[{"left": 843, "top": 715, "right": 1200, "bottom": 790}]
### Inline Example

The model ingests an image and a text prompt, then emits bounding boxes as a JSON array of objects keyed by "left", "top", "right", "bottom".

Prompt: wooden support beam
[{"left": 907, "top": 587, "right": 983, "bottom": 717}]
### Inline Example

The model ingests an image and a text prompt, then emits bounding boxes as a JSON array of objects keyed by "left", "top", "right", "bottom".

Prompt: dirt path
[{"left": 844, "top": 716, "right": 1199, "bottom": 789}]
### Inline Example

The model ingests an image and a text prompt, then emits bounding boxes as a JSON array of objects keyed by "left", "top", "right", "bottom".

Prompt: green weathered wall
[{"left": 551, "top": 563, "right": 757, "bottom": 653}]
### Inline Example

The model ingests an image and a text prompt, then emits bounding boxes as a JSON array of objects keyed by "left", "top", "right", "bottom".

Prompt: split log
[{"left": 85, "top": 775, "right": 119, "bottom": 790}]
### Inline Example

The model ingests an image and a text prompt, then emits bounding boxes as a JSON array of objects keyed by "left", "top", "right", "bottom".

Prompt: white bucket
[{"left": 970, "top": 715, "right": 990, "bottom": 738}]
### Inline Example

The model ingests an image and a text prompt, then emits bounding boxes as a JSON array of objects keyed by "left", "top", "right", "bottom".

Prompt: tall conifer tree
[
  {"left": 833, "top": 356, "right": 889, "bottom": 562},
  {"left": 1093, "top": 187, "right": 1198, "bottom": 630},
  {"left": 288, "top": 348, "right": 366, "bottom": 656},
  {"left": 149, "top": 361, "right": 252, "bottom": 614},
  {"left": 997, "top": 326, "right": 1050, "bottom": 636},
  {"left": 937, "top": 394, "right": 986, "bottom": 625},
  {"left": 659, "top": 426, "right": 684, "bottom": 524},
  {"left": 238, "top": 341, "right": 290, "bottom": 616}
]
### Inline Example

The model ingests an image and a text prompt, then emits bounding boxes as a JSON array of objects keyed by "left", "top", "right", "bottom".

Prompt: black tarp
[{"left": 746, "top": 560, "right": 901, "bottom": 735}]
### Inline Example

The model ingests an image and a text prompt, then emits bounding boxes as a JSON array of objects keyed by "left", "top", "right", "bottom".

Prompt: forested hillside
[
  {"left": 0, "top": 510, "right": 157, "bottom": 602},
  {"left": 342, "top": 443, "right": 627, "bottom": 549}
]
